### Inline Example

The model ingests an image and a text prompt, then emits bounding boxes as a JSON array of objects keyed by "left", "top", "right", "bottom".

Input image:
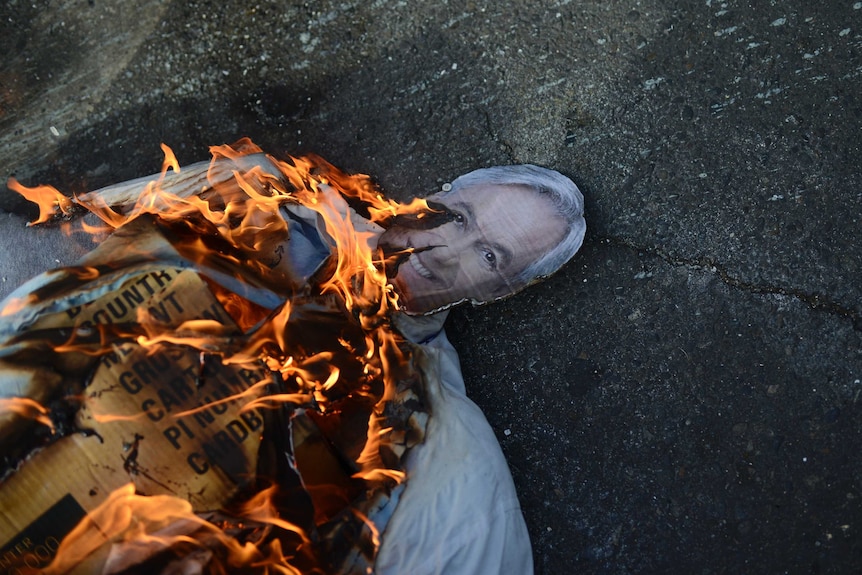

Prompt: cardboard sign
[{"left": 0, "top": 266, "right": 268, "bottom": 572}]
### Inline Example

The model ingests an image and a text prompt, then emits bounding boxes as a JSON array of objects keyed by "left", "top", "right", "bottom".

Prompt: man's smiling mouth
[{"left": 409, "top": 253, "right": 435, "bottom": 280}]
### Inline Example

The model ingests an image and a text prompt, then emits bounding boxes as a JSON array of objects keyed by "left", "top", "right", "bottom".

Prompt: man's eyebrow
[{"left": 448, "top": 200, "right": 475, "bottom": 223}]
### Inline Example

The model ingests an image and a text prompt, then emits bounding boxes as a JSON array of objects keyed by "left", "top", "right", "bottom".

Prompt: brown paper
[{"left": 0, "top": 266, "right": 269, "bottom": 571}]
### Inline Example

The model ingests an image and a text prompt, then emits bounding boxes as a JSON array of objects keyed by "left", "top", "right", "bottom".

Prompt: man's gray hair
[{"left": 447, "top": 164, "right": 586, "bottom": 286}]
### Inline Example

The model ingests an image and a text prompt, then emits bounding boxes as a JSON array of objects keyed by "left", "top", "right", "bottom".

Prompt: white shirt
[{"left": 375, "top": 314, "right": 533, "bottom": 575}]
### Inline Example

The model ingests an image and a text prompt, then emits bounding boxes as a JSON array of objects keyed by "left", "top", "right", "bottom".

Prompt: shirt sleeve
[
  {"left": 279, "top": 203, "right": 333, "bottom": 283},
  {"left": 275, "top": 185, "right": 384, "bottom": 290}
]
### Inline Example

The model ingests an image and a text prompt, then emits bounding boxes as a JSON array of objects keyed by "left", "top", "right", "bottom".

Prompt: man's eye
[
  {"left": 452, "top": 212, "right": 465, "bottom": 224},
  {"left": 483, "top": 250, "right": 497, "bottom": 268}
]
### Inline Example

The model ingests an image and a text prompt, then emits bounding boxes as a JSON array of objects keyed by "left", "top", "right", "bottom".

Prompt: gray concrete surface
[{"left": 1, "top": 0, "right": 860, "bottom": 572}]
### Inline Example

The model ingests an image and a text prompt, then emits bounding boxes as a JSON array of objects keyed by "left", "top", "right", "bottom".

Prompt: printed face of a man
[{"left": 378, "top": 183, "right": 566, "bottom": 314}]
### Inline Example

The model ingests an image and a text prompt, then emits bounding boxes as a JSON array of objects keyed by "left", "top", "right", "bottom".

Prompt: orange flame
[
  {"left": 161, "top": 142, "right": 181, "bottom": 175},
  {"left": 0, "top": 293, "right": 34, "bottom": 317},
  {"left": 43, "top": 483, "right": 306, "bottom": 575},
  {"left": 6, "top": 179, "right": 74, "bottom": 225},
  {"left": 238, "top": 484, "right": 309, "bottom": 544},
  {"left": 10, "top": 139, "right": 425, "bottom": 573},
  {"left": 0, "top": 397, "right": 55, "bottom": 432}
]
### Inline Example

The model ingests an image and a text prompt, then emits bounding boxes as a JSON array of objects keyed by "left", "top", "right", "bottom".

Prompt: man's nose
[{"left": 424, "top": 237, "right": 462, "bottom": 268}]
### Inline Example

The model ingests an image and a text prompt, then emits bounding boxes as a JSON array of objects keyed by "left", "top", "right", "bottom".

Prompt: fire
[
  {"left": 0, "top": 293, "right": 33, "bottom": 317},
  {"left": 0, "top": 397, "right": 55, "bottom": 432},
  {"left": 2, "top": 139, "right": 431, "bottom": 574},
  {"left": 160, "top": 142, "right": 181, "bottom": 175},
  {"left": 5, "top": 180, "right": 73, "bottom": 225},
  {"left": 42, "top": 483, "right": 307, "bottom": 575}
]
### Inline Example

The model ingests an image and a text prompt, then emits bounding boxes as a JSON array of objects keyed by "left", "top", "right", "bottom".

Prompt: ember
[{"left": 0, "top": 139, "right": 431, "bottom": 574}]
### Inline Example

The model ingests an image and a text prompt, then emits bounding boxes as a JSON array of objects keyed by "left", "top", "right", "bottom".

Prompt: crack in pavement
[
  {"left": 480, "top": 108, "right": 516, "bottom": 164},
  {"left": 599, "top": 234, "right": 862, "bottom": 332}
]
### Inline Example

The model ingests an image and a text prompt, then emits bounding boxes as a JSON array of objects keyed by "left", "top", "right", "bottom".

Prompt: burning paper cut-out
[{"left": 0, "top": 140, "right": 429, "bottom": 574}]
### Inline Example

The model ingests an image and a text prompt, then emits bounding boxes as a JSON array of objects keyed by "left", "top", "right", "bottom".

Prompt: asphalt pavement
[{"left": 1, "top": 1, "right": 860, "bottom": 573}]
